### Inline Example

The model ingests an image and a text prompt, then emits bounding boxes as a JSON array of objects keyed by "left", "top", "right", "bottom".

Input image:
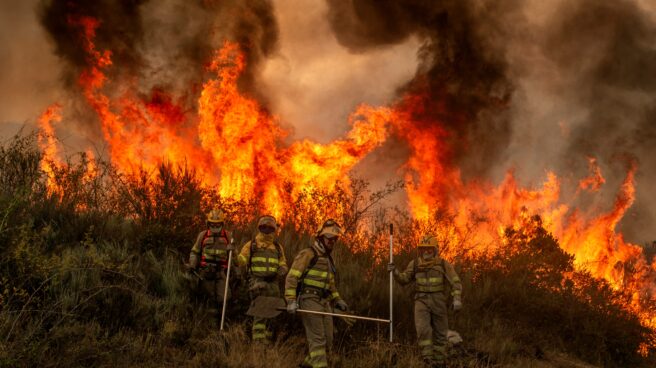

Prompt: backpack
[{"left": 200, "top": 229, "right": 230, "bottom": 267}]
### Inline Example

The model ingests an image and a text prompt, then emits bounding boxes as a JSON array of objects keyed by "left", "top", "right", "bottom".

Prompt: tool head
[{"left": 245, "top": 296, "right": 287, "bottom": 318}]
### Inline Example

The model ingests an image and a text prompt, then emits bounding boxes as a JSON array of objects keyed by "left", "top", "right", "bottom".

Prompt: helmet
[
  {"left": 207, "top": 209, "right": 225, "bottom": 224},
  {"left": 418, "top": 235, "right": 439, "bottom": 250},
  {"left": 257, "top": 215, "right": 278, "bottom": 229},
  {"left": 316, "top": 219, "right": 343, "bottom": 239}
]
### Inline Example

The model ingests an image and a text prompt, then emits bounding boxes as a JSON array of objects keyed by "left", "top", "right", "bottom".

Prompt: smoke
[
  {"left": 324, "top": 0, "right": 656, "bottom": 241},
  {"left": 324, "top": 0, "right": 520, "bottom": 179},
  {"left": 37, "top": 0, "right": 279, "bottom": 109},
  {"left": 259, "top": 0, "right": 420, "bottom": 142},
  {"left": 0, "top": 0, "right": 62, "bottom": 136},
  {"left": 540, "top": 0, "right": 656, "bottom": 241}
]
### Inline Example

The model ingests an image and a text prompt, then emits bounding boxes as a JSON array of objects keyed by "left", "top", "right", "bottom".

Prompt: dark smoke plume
[
  {"left": 38, "top": 0, "right": 148, "bottom": 84},
  {"left": 543, "top": 0, "right": 656, "bottom": 240},
  {"left": 38, "top": 0, "right": 278, "bottom": 101},
  {"left": 325, "top": 0, "right": 520, "bottom": 178}
]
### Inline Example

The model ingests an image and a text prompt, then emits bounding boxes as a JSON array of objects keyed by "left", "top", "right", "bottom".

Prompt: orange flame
[
  {"left": 579, "top": 156, "right": 605, "bottom": 192},
  {"left": 50, "top": 16, "right": 656, "bottom": 344},
  {"left": 71, "top": 18, "right": 393, "bottom": 219},
  {"left": 37, "top": 103, "right": 63, "bottom": 196}
]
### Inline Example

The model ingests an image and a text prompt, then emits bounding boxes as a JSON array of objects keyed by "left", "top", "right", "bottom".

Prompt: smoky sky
[
  {"left": 324, "top": 0, "right": 656, "bottom": 241},
  {"left": 325, "top": 0, "right": 519, "bottom": 179},
  {"left": 37, "top": 0, "right": 279, "bottom": 101},
  {"left": 543, "top": 0, "right": 656, "bottom": 241}
]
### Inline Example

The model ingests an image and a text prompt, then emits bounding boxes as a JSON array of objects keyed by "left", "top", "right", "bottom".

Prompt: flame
[
  {"left": 37, "top": 103, "right": 63, "bottom": 196},
  {"left": 396, "top": 90, "right": 656, "bottom": 344},
  {"left": 45, "top": 16, "right": 656, "bottom": 346},
  {"left": 71, "top": 19, "right": 392, "bottom": 219},
  {"left": 579, "top": 156, "right": 605, "bottom": 192}
]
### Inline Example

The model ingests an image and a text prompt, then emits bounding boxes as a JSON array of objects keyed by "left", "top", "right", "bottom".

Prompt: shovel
[{"left": 246, "top": 296, "right": 390, "bottom": 323}]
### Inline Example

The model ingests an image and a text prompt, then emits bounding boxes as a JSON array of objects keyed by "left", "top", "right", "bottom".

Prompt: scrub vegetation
[{"left": 0, "top": 133, "right": 654, "bottom": 368}]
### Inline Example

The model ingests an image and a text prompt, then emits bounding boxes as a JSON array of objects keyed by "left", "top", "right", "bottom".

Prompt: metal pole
[
  {"left": 389, "top": 223, "right": 394, "bottom": 342},
  {"left": 219, "top": 247, "right": 233, "bottom": 331},
  {"left": 277, "top": 308, "right": 391, "bottom": 323}
]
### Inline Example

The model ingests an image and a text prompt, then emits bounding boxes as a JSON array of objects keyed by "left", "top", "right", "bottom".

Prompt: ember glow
[{"left": 36, "top": 16, "right": 656, "bottom": 345}]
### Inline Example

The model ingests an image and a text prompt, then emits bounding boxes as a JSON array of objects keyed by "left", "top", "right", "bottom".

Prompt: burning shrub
[{"left": 1, "top": 134, "right": 655, "bottom": 367}]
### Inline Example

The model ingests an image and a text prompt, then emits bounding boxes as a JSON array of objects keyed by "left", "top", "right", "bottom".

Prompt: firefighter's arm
[
  {"left": 445, "top": 261, "right": 462, "bottom": 301},
  {"left": 394, "top": 260, "right": 416, "bottom": 285},
  {"left": 237, "top": 241, "right": 250, "bottom": 266},
  {"left": 284, "top": 250, "right": 312, "bottom": 301},
  {"left": 236, "top": 241, "right": 251, "bottom": 276},
  {"left": 188, "top": 232, "right": 204, "bottom": 268}
]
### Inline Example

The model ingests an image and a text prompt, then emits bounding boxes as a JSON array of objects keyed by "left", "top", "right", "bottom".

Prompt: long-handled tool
[
  {"left": 219, "top": 239, "right": 234, "bottom": 331},
  {"left": 275, "top": 307, "right": 390, "bottom": 323},
  {"left": 246, "top": 296, "right": 390, "bottom": 324},
  {"left": 389, "top": 223, "right": 394, "bottom": 342}
]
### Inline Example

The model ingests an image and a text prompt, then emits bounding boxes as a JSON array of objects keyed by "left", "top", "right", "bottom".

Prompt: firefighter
[
  {"left": 388, "top": 235, "right": 462, "bottom": 368},
  {"left": 238, "top": 215, "right": 288, "bottom": 342},
  {"left": 187, "top": 209, "right": 235, "bottom": 324},
  {"left": 285, "top": 219, "right": 348, "bottom": 368}
]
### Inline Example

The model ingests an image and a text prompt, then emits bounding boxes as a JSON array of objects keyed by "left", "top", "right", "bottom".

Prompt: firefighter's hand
[
  {"left": 452, "top": 299, "right": 462, "bottom": 312},
  {"left": 287, "top": 300, "right": 298, "bottom": 314},
  {"left": 387, "top": 263, "right": 395, "bottom": 272},
  {"left": 335, "top": 299, "right": 349, "bottom": 312}
]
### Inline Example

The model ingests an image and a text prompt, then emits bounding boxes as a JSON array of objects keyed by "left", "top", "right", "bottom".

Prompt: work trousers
[
  {"left": 299, "top": 293, "right": 333, "bottom": 368},
  {"left": 415, "top": 293, "right": 449, "bottom": 365},
  {"left": 250, "top": 278, "right": 280, "bottom": 341}
]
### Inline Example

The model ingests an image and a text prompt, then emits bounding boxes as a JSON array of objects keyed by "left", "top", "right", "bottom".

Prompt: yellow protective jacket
[
  {"left": 395, "top": 257, "right": 462, "bottom": 299},
  {"left": 284, "top": 244, "right": 341, "bottom": 302},
  {"left": 238, "top": 232, "right": 288, "bottom": 278}
]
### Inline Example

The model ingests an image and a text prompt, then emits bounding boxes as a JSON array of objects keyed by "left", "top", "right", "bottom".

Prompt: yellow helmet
[
  {"left": 207, "top": 209, "right": 226, "bottom": 224},
  {"left": 316, "top": 219, "right": 343, "bottom": 238},
  {"left": 418, "top": 235, "right": 439, "bottom": 249}
]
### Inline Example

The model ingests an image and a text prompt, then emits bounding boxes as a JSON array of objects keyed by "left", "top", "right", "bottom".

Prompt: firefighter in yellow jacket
[
  {"left": 187, "top": 209, "right": 235, "bottom": 323},
  {"left": 238, "top": 215, "right": 288, "bottom": 342},
  {"left": 388, "top": 235, "right": 462, "bottom": 368},
  {"left": 285, "top": 219, "right": 348, "bottom": 368}
]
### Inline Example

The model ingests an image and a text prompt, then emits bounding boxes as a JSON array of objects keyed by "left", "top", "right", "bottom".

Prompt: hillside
[{"left": 1, "top": 134, "right": 655, "bottom": 367}]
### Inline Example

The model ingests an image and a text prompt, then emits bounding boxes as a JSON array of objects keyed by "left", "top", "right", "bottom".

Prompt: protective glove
[
  {"left": 287, "top": 300, "right": 298, "bottom": 314},
  {"left": 452, "top": 298, "right": 462, "bottom": 312},
  {"left": 387, "top": 263, "right": 395, "bottom": 272},
  {"left": 226, "top": 240, "right": 235, "bottom": 252},
  {"left": 335, "top": 299, "right": 349, "bottom": 312}
]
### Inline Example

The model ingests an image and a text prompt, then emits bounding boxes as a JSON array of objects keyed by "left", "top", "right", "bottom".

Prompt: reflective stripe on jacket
[
  {"left": 250, "top": 247, "right": 280, "bottom": 277},
  {"left": 285, "top": 246, "right": 340, "bottom": 301}
]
